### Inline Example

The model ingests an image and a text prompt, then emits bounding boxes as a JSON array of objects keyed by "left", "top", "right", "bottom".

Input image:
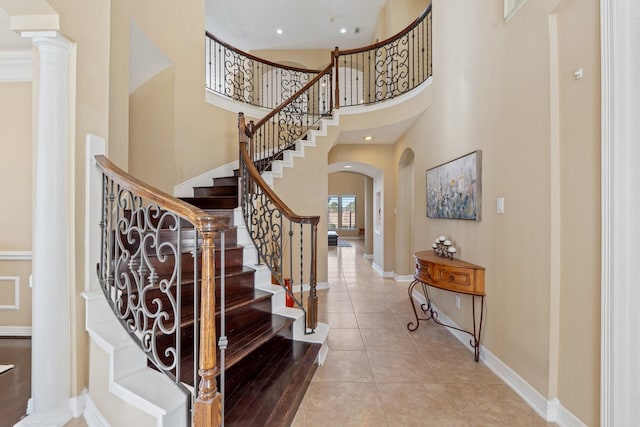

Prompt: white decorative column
[
  {"left": 19, "top": 32, "right": 73, "bottom": 426},
  {"left": 601, "top": 0, "right": 640, "bottom": 425}
]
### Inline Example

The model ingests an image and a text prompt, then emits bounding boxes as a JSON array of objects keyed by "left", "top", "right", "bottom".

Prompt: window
[{"left": 328, "top": 195, "right": 356, "bottom": 230}]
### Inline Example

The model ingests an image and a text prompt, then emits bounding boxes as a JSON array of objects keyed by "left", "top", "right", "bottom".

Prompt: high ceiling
[
  {"left": 1, "top": 1, "right": 420, "bottom": 147},
  {"left": 205, "top": 0, "right": 386, "bottom": 51}
]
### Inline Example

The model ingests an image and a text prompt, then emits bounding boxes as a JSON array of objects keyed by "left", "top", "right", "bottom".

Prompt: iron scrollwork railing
[
  {"left": 94, "top": 155, "right": 227, "bottom": 426},
  {"left": 246, "top": 64, "right": 333, "bottom": 172},
  {"left": 334, "top": 5, "right": 432, "bottom": 108},
  {"left": 239, "top": 113, "right": 320, "bottom": 332},
  {"left": 206, "top": 32, "right": 322, "bottom": 109},
  {"left": 206, "top": 5, "right": 432, "bottom": 112}
]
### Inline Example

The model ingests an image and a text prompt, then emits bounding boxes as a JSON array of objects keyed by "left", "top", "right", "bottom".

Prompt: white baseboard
[
  {"left": 83, "top": 393, "right": 109, "bottom": 427},
  {"left": 363, "top": 253, "right": 373, "bottom": 259},
  {"left": 393, "top": 273, "right": 414, "bottom": 282},
  {"left": 410, "top": 290, "right": 586, "bottom": 427},
  {"left": 556, "top": 401, "right": 588, "bottom": 427},
  {"left": 0, "top": 326, "right": 32, "bottom": 336},
  {"left": 69, "top": 390, "right": 87, "bottom": 419},
  {"left": 371, "top": 262, "right": 393, "bottom": 278}
]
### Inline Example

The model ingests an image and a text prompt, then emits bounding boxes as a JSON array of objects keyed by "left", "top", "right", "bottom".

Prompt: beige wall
[
  {"left": 49, "top": 0, "right": 112, "bottom": 396},
  {"left": 108, "top": 0, "right": 130, "bottom": 170},
  {"left": 272, "top": 141, "right": 333, "bottom": 284},
  {"left": 129, "top": 67, "right": 176, "bottom": 193},
  {"left": 556, "top": 0, "right": 600, "bottom": 423},
  {"left": 0, "top": 82, "right": 32, "bottom": 329},
  {"left": 0, "top": 83, "right": 32, "bottom": 251},
  {"left": 328, "top": 172, "right": 366, "bottom": 238},
  {"left": 375, "top": 0, "right": 430, "bottom": 41},
  {"left": 127, "top": 0, "right": 238, "bottom": 191},
  {"left": 392, "top": 0, "right": 599, "bottom": 424}
]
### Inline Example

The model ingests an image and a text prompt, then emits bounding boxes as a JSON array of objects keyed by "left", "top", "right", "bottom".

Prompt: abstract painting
[{"left": 426, "top": 150, "right": 482, "bottom": 221}]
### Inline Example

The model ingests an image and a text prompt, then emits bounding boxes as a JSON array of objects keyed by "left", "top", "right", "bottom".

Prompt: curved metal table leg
[{"left": 406, "top": 280, "right": 485, "bottom": 362}]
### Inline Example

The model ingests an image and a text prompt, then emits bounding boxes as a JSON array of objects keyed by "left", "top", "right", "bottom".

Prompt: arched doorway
[{"left": 327, "top": 162, "right": 383, "bottom": 272}]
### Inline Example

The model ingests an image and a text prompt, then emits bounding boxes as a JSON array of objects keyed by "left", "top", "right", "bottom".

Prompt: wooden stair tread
[
  {"left": 224, "top": 336, "right": 321, "bottom": 427},
  {"left": 223, "top": 314, "right": 294, "bottom": 370}
]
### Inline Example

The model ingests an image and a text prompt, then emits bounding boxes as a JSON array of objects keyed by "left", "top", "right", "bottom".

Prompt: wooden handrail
[
  {"left": 238, "top": 114, "right": 320, "bottom": 226},
  {"left": 206, "top": 31, "right": 323, "bottom": 74},
  {"left": 94, "top": 155, "right": 228, "bottom": 231},
  {"left": 250, "top": 63, "right": 333, "bottom": 131}
]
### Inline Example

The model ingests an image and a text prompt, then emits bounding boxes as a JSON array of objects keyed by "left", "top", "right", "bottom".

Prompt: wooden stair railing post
[
  {"left": 307, "top": 219, "right": 319, "bottom": 330},
  {"left": 194, "top": 216, "right": 222, "bottom": 427},
  {"left": 333, "top": 47, "right": 340, "bottom": 110}
]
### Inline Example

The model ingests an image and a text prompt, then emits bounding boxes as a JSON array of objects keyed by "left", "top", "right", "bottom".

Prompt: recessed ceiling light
[
  {"left": 344, "top": 165, "right": 353, "bottom": 168},
  {"left": 276, "top": 28, "right": 284, "bottom": 35},
  {"left": 363, "top": 136, "right": 373, "bottom": 141},
  {"left": 340, "top": 28, "right": 347, "bottom": 34}
]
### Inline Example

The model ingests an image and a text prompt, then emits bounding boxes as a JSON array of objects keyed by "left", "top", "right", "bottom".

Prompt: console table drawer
[
  {"left": 414, "top": 251, "right": 485, "bottom": 296},
  {"left": 432, "top": 267, "right": 478, "bottom": 292},
  {"left": 435, "top": 266, "right": 471, "bottom": 287}
]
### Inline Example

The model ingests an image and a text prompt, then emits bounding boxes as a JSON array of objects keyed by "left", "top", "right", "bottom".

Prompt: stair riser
[
  {"left": 213, "top": 176, "right": 239, "bottom": 187},
  {"left": 156, "top": 298, "right": 273, "bottom": 361},
  {"left": 121, "top": 273, "right": 256, "bottom": 316},
  {"left": 116, "top": 227, "right": 238, "bottom": 255},
  {"left": 194, "top": 186, "right": 237, "bottom": 197},
  {"left": 183, "top": 197, "right": 238, "bottom": 210},
  {"left": 116, "top": 246, "right": 246, "bottom": 278}
]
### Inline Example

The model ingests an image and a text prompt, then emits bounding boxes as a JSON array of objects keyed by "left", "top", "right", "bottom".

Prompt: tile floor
[{"left": 291, "top": 239, "right": 555, "bottom": 427}]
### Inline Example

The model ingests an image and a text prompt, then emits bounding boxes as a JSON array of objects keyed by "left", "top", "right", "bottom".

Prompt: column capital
[{"left": 22, "top": 31, "right": 72, "bottom": 52}]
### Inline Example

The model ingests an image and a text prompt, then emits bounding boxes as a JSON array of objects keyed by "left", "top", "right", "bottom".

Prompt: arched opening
[{"left": 327, "top": 161, "right": 383, "bottom": 272}]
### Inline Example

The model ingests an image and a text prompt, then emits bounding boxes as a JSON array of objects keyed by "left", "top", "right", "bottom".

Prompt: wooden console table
[{"left": 407, "top": 250, "right": 486, "bottom": 362}]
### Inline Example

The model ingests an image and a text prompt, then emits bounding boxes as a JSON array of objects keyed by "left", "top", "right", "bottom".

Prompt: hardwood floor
[{"left": 0, "top": 338, "right": 30, "bottom": 427}]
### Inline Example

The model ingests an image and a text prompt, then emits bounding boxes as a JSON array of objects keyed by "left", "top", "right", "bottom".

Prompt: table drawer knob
[{"left": 449, "top": 274, "right": 455, "bottom": 281}]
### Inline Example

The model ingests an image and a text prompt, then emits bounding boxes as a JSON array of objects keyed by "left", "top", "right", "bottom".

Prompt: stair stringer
[
  {"left": 265, "top": 115, "right": 340, "bottom": 181},
  {"left": 82, "top": 289, "right": 188, "bottom": 427}
]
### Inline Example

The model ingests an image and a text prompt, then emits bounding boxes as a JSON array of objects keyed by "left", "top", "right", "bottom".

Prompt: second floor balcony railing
[
  {"left": 206, "top": 32, "right": 322, "bottom": 110},
  {"left": 205, "top": 4, "right": 432, "bottom": 112}
]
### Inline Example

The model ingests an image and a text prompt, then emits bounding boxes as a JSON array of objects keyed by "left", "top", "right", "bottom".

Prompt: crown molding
[{"left": 0, "top": 50, "right": 33, "bottom": 82}]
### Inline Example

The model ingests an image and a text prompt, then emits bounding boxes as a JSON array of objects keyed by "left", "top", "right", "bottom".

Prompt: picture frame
[{"left": 426, "top": 150, "right": 482, "bottom": 221}]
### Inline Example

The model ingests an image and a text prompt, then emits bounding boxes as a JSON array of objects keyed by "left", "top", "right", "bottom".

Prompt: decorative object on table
[
  {"left": 432, "top": 235, "right": 456, "bottom": 259},
  {"left": 284, "top": 278, "right": 294, "bottom": 308},
  {"left": 426, "top": 150, "right": 482, "bottom": 221}
]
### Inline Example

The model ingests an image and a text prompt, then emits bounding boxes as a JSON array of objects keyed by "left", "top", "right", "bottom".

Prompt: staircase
[{"left": 178, "top": 170, "right": 321, "bottom": 426}]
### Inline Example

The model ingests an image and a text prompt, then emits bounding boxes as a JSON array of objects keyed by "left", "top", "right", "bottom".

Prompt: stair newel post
[
  {"left": 307, "top": 219, "right": 319, "bottom": 331},
  {"left": 238, "top": 112, "right": 246, "bottom": 173},
  {"left": 238, "top": 112, "right": 246, "bottom": 195},
  {"left": 194, "top": 217, "right": 222, "bottom": 427},
  {"left": 248, "top": 120, "right": 255, "bottom": 165},
  {"left": 333, "top": 47, "right": 340, "bottom": 110}
]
